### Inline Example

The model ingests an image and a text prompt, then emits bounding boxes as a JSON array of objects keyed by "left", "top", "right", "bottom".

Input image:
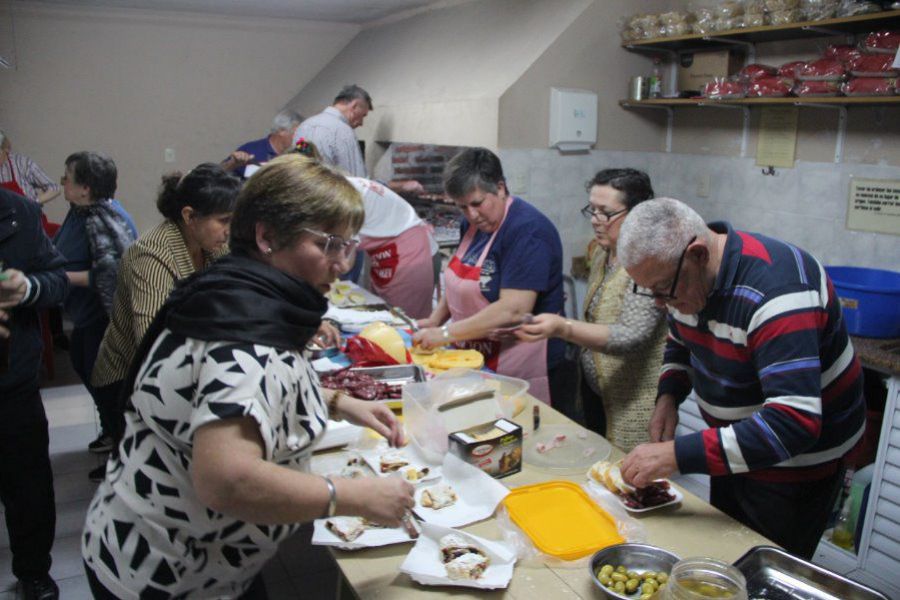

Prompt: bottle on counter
[
  {"left": 832, "top": 496, "right": 855, "bottom": 551},
  {"left": 649, "top": 58, "right": 663, "bottom": 99}
]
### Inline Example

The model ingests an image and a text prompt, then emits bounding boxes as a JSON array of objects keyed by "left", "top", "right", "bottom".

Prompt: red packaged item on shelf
[
  {"left": 739, "top": 63, "right": 778, "bottom": 81},
  {"left": 841, "top": 77, "right": 897, "bottom": 96},
  {"left": 702, "top": 77, "right": 746, "bottom": 99},
  {"left": 746, "top": 76, "right": 794, "bottom": 97},
  {"left": 795, "top": 58, "right": 846, "bottom": 81},
  {"left": 778, "top": 61, "right": 807, "bottom": 78},
  {"left": 793, "top": 80, "right": 842, "bottom": 97},
  {"left": 847, "top": 54, "right": 899, "bottom": 77},
  {"left": 823, "top": 44, "right": 862, "bottom": 64},
  {"left": 863, "top": 30, "right": 900, "bottom": 54}
]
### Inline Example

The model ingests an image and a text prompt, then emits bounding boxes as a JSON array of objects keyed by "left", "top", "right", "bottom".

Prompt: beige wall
[
  {"left": 499, "top": 0, "right": 671, "bottom": 150},
  {"left": 0, "top": 2, "right": 358, "bottom": 232},
  {"left": 285, "top": 0, "right": 593, "bottom": 167}
]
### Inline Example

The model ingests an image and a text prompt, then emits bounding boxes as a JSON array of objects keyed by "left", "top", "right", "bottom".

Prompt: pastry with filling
[
  {"left": 444, "top": 552, "right": 490, "bottom": 580},
  {"left": 379, "top": 450, "right": 409, "bottom": 473},
  {"left": 439, "top": 534, "right": 486, "bottom": 562},
  {"left": 325, "top": 516, "right": 366, "bottom": 542},
  {"left": 402, "top": 466, "right": 430, "bottom": 482},
  {"left": 420, "top": 483, "right": 458, "bottom": 509}
]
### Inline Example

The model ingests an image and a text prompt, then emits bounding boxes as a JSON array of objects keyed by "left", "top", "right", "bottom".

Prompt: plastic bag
[
  {"left": 765, "top": 0, "right": 800, "bottom": 9},
  {"left": 823, "top": 44, "right": 862, "bottom": 64},
  {"left": 841, "top": 77, "right": 897, "bottom": 96},
  {"left": 767, "top": 8, "right": 803, "bottom": 25},
  {"left": 739, "top": 63, "right": 779, "bottom": 81},
  {"left": 863, "top": 30, "right": 900, "bottom": 54},
  {"left": 494, "top": 483, "right": 646, "bottom": 569},
  {"left": 800, "top": 0, "right": 839, "bottom": 20},
  {"left": 847, "top": 53, "right": 898, "bottom": 77},
  {"left": 793, "top": 79, "right": 843, "bottom": 96},
  {"left": 716, "top": 1, "right": 744, "bottom": 17},
  {"left": 344, "top": 335, "right": 409, "bottom": 367},
  {"left": 795, "top": 58, "right": 846, "bottom": 81},
  {"left": 778, "top": 60, "right": 807, "bottom": 78},
  {"left": 838, "top": 1, "right": 882, "bottom": 17},
  {"left": 703, "top": 77, "right": 746, "bottom": 99},
  {"left": 746, "top": 76, "right": 795, "bottom": 97}
]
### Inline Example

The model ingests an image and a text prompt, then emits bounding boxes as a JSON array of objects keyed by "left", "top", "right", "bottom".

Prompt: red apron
[
  {"left": 359, "top": 223, "right": 435, "bottom": 319},
  {"left": 444, "top": 197, "right": 551, "bottom": 405},
  {"left": 1, "top": 158, "right": 58, "bottom": 237}
]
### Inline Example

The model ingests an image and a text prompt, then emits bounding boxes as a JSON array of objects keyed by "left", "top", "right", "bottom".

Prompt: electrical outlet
[
  {"left": 164, "top": 148, "right": 176, "bottom": 163},
  {"left": 696, "top": 173, "right": 710, "bottom": 198}
]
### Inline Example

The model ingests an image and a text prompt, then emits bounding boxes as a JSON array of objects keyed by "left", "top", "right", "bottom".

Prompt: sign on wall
[{"left": 847, "top": 177, "right": 900, "bottom": 236}]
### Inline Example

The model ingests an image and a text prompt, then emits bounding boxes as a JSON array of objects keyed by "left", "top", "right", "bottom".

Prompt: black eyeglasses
[
  {"left": 303, "top": 228, "right": 360, "bottom": 259},
  {"left": 632, "top": 236, "right": 697, "bottom": 301},
  {"left": 580, "top": 205, "right": 628, "bottom": 223}
]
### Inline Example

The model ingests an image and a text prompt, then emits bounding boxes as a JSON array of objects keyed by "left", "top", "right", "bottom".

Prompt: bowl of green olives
[{"left": 589, "top": 543, "right": 680, "bottom": 599}]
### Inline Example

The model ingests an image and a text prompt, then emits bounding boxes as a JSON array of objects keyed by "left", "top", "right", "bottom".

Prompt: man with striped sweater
[{"left": 617, "top": 198, "right": 865, "bottom": 558}]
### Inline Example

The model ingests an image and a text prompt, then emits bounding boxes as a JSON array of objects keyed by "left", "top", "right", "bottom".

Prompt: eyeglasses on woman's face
[
  {"left": 302, "top": 228, "right": 359, "bottom": 259},
  {"left": 632, "top": 236, "right": 697, "bottom": 301},
  {"left": 580, "top": 205, "right": 628, "bottom": 223}
]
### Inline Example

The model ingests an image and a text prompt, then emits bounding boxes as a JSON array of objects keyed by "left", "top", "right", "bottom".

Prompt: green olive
[
  {"left": 600, "top": 564, "right": 614, "bottom": 576},
  {"left": 611, "top": 572, "right": 628, "bottom": 583},
  {"left": 597, "top": 575, "right": 611, "bottom": 586},
  {"left": 639, "top": 595, "right": 653, "bottom": 600},
  {"left": 613, "top": 580, "right": 626, "bottom": 594},
  {"left": 642, "top": 571, "right": 657, "bottom": 580},
  {"left": 627, "top": 570, "right": 640, "bottom": 579},
  {"left": 625, "top": 578, "right": 640, "bottom": 593},
  {"left": 616, "top": 565, "right": 627, "bottom": 574},
  {"left": 656, "top": 572, "right": 669, "bottom": 583},
  {"left": 641, "top": 582, "right": 657, "bottom": 595}
]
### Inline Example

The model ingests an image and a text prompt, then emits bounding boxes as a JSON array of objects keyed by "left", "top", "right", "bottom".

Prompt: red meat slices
[{"left": 320, "top": 369, "right": 404, "bottom": 400}]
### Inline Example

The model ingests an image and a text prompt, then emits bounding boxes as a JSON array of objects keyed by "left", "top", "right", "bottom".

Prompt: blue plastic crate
[{"left": 826, "top": 266, "right": 900, "bottom": 339}]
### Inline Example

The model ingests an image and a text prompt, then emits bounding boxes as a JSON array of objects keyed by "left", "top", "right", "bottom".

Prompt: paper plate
[
  {"left": 524, "top": 424, "right": 611, "bottom": 473},
  {"left": 587, "top": 479, "right": 684, "bottom": 513},
  {"left": 502, "top": 480, "right": 624, "bottom": 560}
]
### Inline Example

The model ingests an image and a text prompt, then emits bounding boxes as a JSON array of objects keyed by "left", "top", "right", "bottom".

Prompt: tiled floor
[{"left": 0, "top": 350, "right": 344, "bottom": 599}]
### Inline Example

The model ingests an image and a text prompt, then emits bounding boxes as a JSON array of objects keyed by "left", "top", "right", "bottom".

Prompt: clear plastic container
[{"left": 659, "top": 557, "right": 748, "bottom": 599}]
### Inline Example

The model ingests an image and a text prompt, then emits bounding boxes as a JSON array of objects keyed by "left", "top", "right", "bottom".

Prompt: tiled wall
[{"left": 499, "top": 148, "right": 900, "bottom": 275}]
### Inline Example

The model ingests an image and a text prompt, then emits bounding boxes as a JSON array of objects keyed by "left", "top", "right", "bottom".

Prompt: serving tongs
[{"left": 390, "top": 306, "right": 419, "bottom": 332}]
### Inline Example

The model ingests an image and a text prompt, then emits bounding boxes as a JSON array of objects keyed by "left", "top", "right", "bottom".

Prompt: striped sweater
[
  {"left": 91, "top": 220, "right": 224, "bottom": 387},
  {"left": 662, "top": 222, "right": 865, "bottom": 482}
]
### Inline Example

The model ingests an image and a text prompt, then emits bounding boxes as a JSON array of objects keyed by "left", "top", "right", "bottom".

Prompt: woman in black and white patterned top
[{"left": 81, "top": 155, "right": 415, "bottom": 599}]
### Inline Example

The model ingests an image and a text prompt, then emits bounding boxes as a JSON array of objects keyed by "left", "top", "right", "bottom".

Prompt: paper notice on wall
[
  {"left": 847, "top": 178, "right": 900, "bottom": 236},
  {"left": 756, "top": 107, "right": 799, "bottom": 169}
]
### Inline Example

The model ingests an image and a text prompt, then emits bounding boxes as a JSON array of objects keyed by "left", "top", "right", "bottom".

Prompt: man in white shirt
[{"left": 293, "top": 85, "right": 371, "bottom": 177}]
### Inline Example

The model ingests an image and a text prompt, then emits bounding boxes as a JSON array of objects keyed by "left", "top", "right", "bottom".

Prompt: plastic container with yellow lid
[{"left": 502, "top": 480, "right": 624, "bottom": 560}]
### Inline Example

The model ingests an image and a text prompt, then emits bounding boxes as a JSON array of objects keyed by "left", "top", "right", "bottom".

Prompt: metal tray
[
  {"left": 348, "top": 364, "right": 426, "bottom": 386},
  {"left": 733, "top": 546, "right": 889, "bottom": 600}
]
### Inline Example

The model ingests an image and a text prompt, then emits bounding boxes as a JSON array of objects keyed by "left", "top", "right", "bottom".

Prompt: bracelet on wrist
[
  {"left": 322, "top": 476, "right": 338, "bottom": 518},
  {"left": 440, "top": 324, "right": 452, "bottom": 342}
]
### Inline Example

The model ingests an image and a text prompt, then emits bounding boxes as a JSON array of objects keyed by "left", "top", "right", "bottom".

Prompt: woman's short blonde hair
[{"left": 229, "top": 154, "right": 364, "bottom": 254}]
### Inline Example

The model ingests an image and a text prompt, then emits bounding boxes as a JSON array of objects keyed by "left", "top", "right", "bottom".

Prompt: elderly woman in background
[
  {"left": 413, "top": 147, "right": 565, "bottom": 406},
  {"left": 88, "top": 164, "right": 240, "bottom": 475},
  {"left": 516, "top": 169, "right": 667, "bottom": 452},
  {"left": 53, "top": 151, "right": 136, "bottom": 437},
  {"left": 82, "top": 155, "right": 414, "bottom": 599}
]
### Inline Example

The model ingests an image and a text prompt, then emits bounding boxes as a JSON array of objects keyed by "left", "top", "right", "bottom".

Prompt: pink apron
[
  {"left": 444, "top": 197, "right": 551, "bottom": 405},
  {"left": 359, "top": 223, "right": 434, "bottom": 319}
]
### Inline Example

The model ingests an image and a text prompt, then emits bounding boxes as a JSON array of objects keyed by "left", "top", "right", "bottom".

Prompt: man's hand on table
[
  {"left": 313, "top": 320, "right": 341, "bottom": 348},
  {"left": 620, "top": 441, "right": 678, "bottom": 489},
  {"left": 649, "top": 394, "right": 679, "bottom": 442}
]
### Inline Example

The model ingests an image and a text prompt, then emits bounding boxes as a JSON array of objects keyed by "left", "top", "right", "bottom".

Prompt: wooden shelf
[
  {"left": 620, "top": 96, "right": 900, "bottom": 108},
  {"left": 622, "top": 10, "right": 900, "bottom": 52}
]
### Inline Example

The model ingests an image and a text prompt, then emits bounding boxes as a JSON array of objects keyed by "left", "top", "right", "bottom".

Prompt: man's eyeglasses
[
  {"left": 580, "top": 205, "right": 628, "bottom": 223},
  {"left": 303, "top": 228, "right": 359, "bottom": 258},
  {"left": 632, "top": 236, "right": 697, "bottom": 301}
]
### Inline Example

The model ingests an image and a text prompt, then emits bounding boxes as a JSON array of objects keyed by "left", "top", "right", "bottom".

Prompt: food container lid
[{"left": 502, "top": 480, "right": 624, "bottom": 560}]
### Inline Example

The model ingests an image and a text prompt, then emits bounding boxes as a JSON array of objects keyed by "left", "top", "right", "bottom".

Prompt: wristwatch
[{"left": 322, "top": 476, "right": 337, "bottom": 518}]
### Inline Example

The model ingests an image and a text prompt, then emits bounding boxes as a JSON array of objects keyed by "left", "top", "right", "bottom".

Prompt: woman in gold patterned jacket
[{"left": 517, "top": 169, "right": 667, "bottom": 451}]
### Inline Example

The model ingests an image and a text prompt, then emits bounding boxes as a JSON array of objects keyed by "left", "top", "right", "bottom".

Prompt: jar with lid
[{"left": 654, "top": 557, "right": 748, "bottom": 600}]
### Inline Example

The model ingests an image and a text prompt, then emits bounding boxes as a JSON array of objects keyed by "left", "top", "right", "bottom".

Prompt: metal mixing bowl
[{"left": 589, "top": 543, "right": 680, "bottom": 599}]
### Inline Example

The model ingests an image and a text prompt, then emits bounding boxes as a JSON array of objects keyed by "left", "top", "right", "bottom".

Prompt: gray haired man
[
  {"left": 293, "top": 84, "right": 372, "bottom": 177},
  {"left": 223, "top": 109, "right": 304, "bottom": 177}
]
